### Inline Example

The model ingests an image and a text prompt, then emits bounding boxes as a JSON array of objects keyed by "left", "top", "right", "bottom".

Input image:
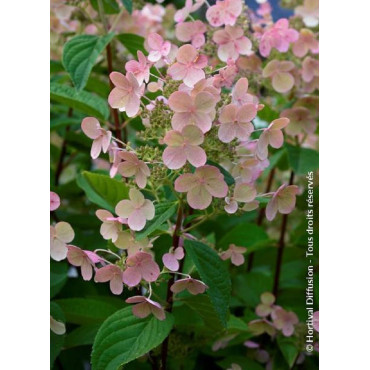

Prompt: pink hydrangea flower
[
  {"left": 313, "top": 311, "right": 319, "bottom": 332},
  {"left": 50, "top": 191, "right": 60, "bottom": 211},
  {"left": 81, "top": 117, "right": 112, "bottom": 159},
  {"left": 292, "top": 29, "right": 319, "bottom": 58},
  {"left": 125, "top": 51, "right": 150, "bottom": 86},
  {"left": 295, "top": 0, "right": 319, "bottom": 28},
  {"left": 221, "top": 244, "right": 247, "bottom": 266},
  {"left": 256, "top": 292, "right": 276, "bottom": 317},
  {"left": 115, "top": 189, "right": 155, "bottom": 231},
  {"left": 206, "top": 0, "right": 242, "bottom": 27},
  {"left": 95, "top": 209, "right": 126, "bottom": 242},
  {"left": 224, "top": 183, "right": 257, "bottom": 213},
  {"left": 301, "top": 56, "right": 319, "bottom": 83},
  {"left": 262, "top": 60, "right": 295, "bottom": 93},
  {"left": 213, "top": 26, "right": 252, "bottom": 62},
  {"left": 218, "top": 103, "right": 257, "bottom": 143},
  {"left": 67, "top": 245, "right": 101, "bottom": 281},
  {"left": 256, "top": 117, "right": 290, "bottom": 160},
  {"left": 259, "top": 18, "right": 299, "bottom": 57},
  {"left": 232, "top": 78, "right": 258, "bottom": 107},
  {"left": 280, "top": 107, "right": 317, "bottom": 136},
  {"left": 179, "top": 78, "right": 221, "bottom": 103},
  {"left": 212, "top": 60, "right": 238, "bottom": 88},
  {"left": 167, "top": 44, "right": 208, "bottom": 87},
  {"left": 271, "top": 307, "right": 299, "bottom": 336},
  {"left": 50, "top": 221, "right": 74, "bottom": 261},
  {"left": 174, "top": 165, "right": 228, "bottom": 210},
  {"left": 248, "top": 319, "right": 276, "bottom": 336},
  {"left": 174, "top": 0, "right": 205, "bottom": 23},
  {"left": 122, "top": 251, "right": 160, "bottom": 287},
  {"left": 126, "top": 296, "right": 165, "bottom": 320},
  {"left": 95, "top": 265, "right": 124, "bottom": 295},
  {"left": 162, "top": 125, "right": 207, "bottom": 169},
  {"left": 170, "top": 278, "right": 208, "bottom": 295},
  {"left": 266, "top": 184, "right": 299, "bottom": 221},
  {"left": 113, "top": 230, "right": 152, "bottom": 256},
  {"left": 168, "top": 90, "right": 216, "bottom": 133},
  {"left": 162, "top": 247, "right": 184, "bottom": 271},
  {"left": 146, "top": 33, "right": 171, "bottom": 63},
  {"left": 117, "top": 152, "right": 150, "bottom": 189},
  {"left": 108, "top": 72, "right": 144, "bottom": 117},
  {"left": 176, "top": 20, "right": 207, "bottom": 49}
]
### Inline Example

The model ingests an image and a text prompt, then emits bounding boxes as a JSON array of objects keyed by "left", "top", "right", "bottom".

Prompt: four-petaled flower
[
  {"left": 168, "top": 90, "right": 216, "bottom": 133},
  {"left": 95, "top": 209, "right": 126, "bottom": 242},
  {"left": 176, "top": 20, "right": 207, "bottom": 49},
  {"left": 170, "top": 278, "right": 208, "bottom": 295},
  {"left": 115, "top": 189, "right": 155, "bottom": 231},
  {"left": 126, "top": 296, "right": 166, "bottom": 320},
  {"left": 280, "top": 107, "right": 317, "bottom": 136},
  {"left": 122, "top": 252, "right": 160, "bottom": 287},
  {"left": 175, "top": 165, "right": 228, "bottom": 210},
  {"left": 256, "top": 292, "right": 276, "bottom": 317},
  {"left": 221, "top": 244, "right": 247, "bottom": 266},
  {"left": 271, "top": 307, "right": 299, "bottom": 336},
  {"left": 262, "top": 60, "right": 296, "bottom": 93},
  {"left": 114, "top": 230, "right": 152, "bottom": 256},
  {"left": 213, "top": 25, "right": 252, "bottom": 62},
  {"left": 146, "top": 33, "right": 171, "bottom": 63},
  {"left": 224, "top": 183, "right": 257, "bottom": 214},
  {"left": 293, "top": 29, "right": 319, "bottom": 58},
  {"left": 218, "top": 103, "right": 257, "bottom": 143},
  {"left": 295, "top": 0, "right": 319, "bottom": 28},
  {"left": 95, "top": 265, "right": 124, "bottom": 295},
  {"left": 108, "top": 71, "right": 144, "bottom": 117},
  {"left": 67, "top": 245, "right": 101, "bottom": 281},
  {"left": 266, "top": 184, "right": 299, "bottom": 221},
  {"left": 168, "top": 44, "right": 208, "bottom": 87},
  {"left": 117, "top": 152, "right": 150, "bottom": 189},
  {"left": 125, "top": 50, "right": 150, "bottom": 86},
  {"left": 50, "top": 221, "right": 74, "bottom": 261},
  {"left": 81, "top": 117, "right": 112, "bottom": 159},
  {"left": 162, "top": 247, "right": 184, "bottom": 271},
  {"left": 206, "top": 0, "right": 242, "bottom": 27},
  {"left": 162, "top": 125, "right": 207, "bottom": 169}
]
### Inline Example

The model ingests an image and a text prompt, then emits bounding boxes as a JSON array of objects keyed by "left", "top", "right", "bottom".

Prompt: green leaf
[
  {"left": 65, "top": 324, "right": 101, "bottom": 348},
  {"left": 51, "top": 260, "right": 68, "bottom": 299},
  {"left": 50, "top": 116, "right": 81, "bottom": 131},
  {"left": 116, "top": 33, "right": 147, "bottom": 56},
  {"left": 55, "top": 298, "right": 123, "bottom": 325},
  {"left": 50, "top": 83, "right": 110, "bottom": 120},
  {"left": 277, "top": 336, "right": 299, "bottom": 368},
  {"left": 50, "top": 302, "right": 66, "bottom": 367},
  {"left": 90, "top": 0, "right": 120, "bottom": 14},
  {"left": 217, "top": 223, "right": 269, "bottom": 252},
  {"left": 76, "top": 171, "right": 129, "bottom": 213},
  {"left": 63, "top": 33, "right": 115, "bottom": 91},
  {"left": 135, "top": 202, "right": 177, "bottom": 241},
  {"left": 207, "top": 160, "right": 235, "bottom": 185},
  {"left": 184, "top": 239, "right": 231, "bottom": 327},
  {"left": 91, "top": 306, "right": 174, "bottom": 370},
  {"left": 121, "top": 0, "right": 132, "bottom": 13},
  {"left": 285, "top": 144, "right": 319, "bottom": 175}
]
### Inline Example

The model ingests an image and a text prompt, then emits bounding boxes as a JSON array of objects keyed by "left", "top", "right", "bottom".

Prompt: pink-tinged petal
[
  {"left": 218, "top": 42, "right": 238, "bottom": 62},
  {"left": 236, "top": 37, "right": 252, "bottom": 55},
  {"left": 128, "top": 209, "right": 147, "bottom": 231},
  {"left": 192, "top": 112, "right": 213, "bottom": 133},
  {"left": 129, "top": 188, "right": 145, "bottom": 207},
  {"left": 55, "top": 222, "right": 74, "bottom": 243},
  {"left": 50, "top": 191, "right": 60, "bottom": 211},
  {"left": 163, "top": 147, "right": 187, "bottom": 169},
  {"left": 109, "top": 273, "right": 123, "bottom": 295},
  {"left": 123, "top": 267, "right": 142, "bottom": 287},
  {"left": 135, "top": 171, "right": 147, "bottom": 189},
  {"left": 234, "top": 183, "right": 256, "bottom": 203},
  {"left": 231, "top": 252, "right": 245, "bottom": 266},
  {"left": 67, "top": 245, "right": 84, "bottom": 266},
  {"left": 242, "top": 200, "right": 259, "bottom": 211},
  {"left": 108, "top": 87, "right": 130, "bottom": 110},
  {"left": 125, "top": 94, "right": 141, "bottom": 117},
  {"left": 118, "top": 161, "right": 137, "bottom": 178},
  {"left": 187, "top": 279, "right": 208, "bottom": 295},
  {"left": 262, "top": 60, "right": 280, "bottom": 78},
  {"left": 168, "top": 91, "right": 193, "bottom": 112},
  {"left": 235, "top": 122, "right": 254, "bottom": 141},
  {"left": 213, "top": 29, "right": 230, "bottom": 45},
  {"left": 268, "top": 129, "right": 284, "bottom": 148},
  {"left": 163, "top": 253, "right": 179, "bottom": 271},
  {"left": 94, "top": 265, "right": 114, "bottom": 282},
  {"left": 237, "top": 104, "right": 257, "bottom": 122},
  {"left": 147, "top": 33, "right": 163, "bottom": 51},
  {"left": 192, "top": 33, "right": 205, "bottom": 48},
  {"left": 171, "top": 112, "right": 192, "bottom": 131},
  {"left": 163, "top": 130, "right": 184, "bottom": 146},
  {"left": 206, "top": 5, "right": 223, "bottom": 27},
  {"left": 182, "top": 125, "right": 204, "bottom": 145},
  {"left": 193, "top": 54, "right": 208, "bottom": 69},
  {"left": 256, "top": 304, "right": 272, "bottom": 317},
  {"left": 175, "top": 173, "right": 197, "bottom": 192},
  {"left": 219, "top": 104, "right": 238, "bottom": 124},
  {"left": 126, "top": 295, "right": 146, "bottom": 304},
  {"left": 109, "top": 72, "right": 130, "bottom": 89},
  {"left": 150, "top": 304, "right": 166, "bottom": 320},
  {"left": 141, "top": 200, "right": 155, "bottom": 220},
  {"left": 170, "top": 279, "right": 189, "bottom": 293},
  {"left": 167, "top": 62, "right": 188, "bottom": 81},
  {"left": 266, "top": 196, "right": 278, "bottom": 221},
  {"left": 100, "top": 222, "right": 119, "bottom": 241},
  {"left": 51, "top": 239, "right": 68, "bottom": 261},
  {"left": 101, "top": 131, "right": 111, "bottom": 153},
  {"left": 80, "top": 259, "right": 93, "bottom": 281},
  {"left": 313, "top": 311, "right": 319, "bottom": 332},
  {"left": 204, "top": 178, "right": 228, "bottom": 198},
  {"left": 174, "top": 247, "right": 184, "bottom": 259},
  {"left": 194, "top": 92, "right": 216, "bottom": 113},
  {"left": 115, "top": 200, "right": 134, "bottom": 218},
  {"left": 270, "top": 117, "right": 290, "bottom": 130},
  {"left": 141, "top": 262, "right": 161, "bottom": 282},
  {"left": 176, "top": 44, "right": 198, "bottom": 64},
  {"left": 90, "top": 137, "right": 102, "bottom": 159},
  {"left": 187, "top": 185, "right": 212, "bottom": 210},
  {"left": 81, "top": 117, "right": 101, "bottom": 139},
  {"left": 225, "top": 199, "right": 238, "bottom": 214},
  {"left": 185, "top": 145, "right": 207, "bottom": 168},
  {"left": 132, "top": 301, "right": 151, "bottom": 318},
  {"left": 272, "top": 72, "right": 294, "bottom": 93},
  {"left": 218, "top": 122, "right": 237, "bottom": 143},
  {"left": 277, "top": 185, "right": 299, "bottom": 214},
  {"left": 261, "top": 292, "right": 275, "bottom": 305},
  {"left": 183, "top": 67, "right": 205, "bottom": 88}
]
